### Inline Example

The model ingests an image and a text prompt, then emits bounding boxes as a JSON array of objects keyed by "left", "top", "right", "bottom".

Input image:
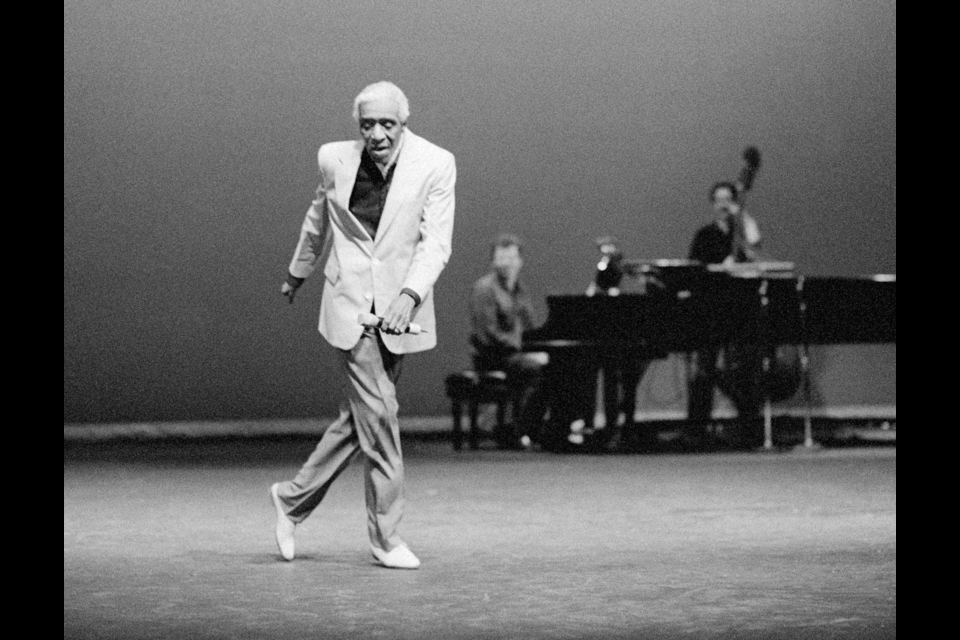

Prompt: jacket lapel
[{"left": 375, "top": 130, "right": 421, "bottom": 247}]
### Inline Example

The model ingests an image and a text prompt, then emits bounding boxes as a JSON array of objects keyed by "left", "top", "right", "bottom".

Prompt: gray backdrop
[{"left": 64, "top": 0, "right": 896, "bottom": 424}]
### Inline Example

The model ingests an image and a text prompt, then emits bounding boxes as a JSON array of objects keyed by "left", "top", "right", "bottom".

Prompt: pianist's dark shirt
[{"left": 470, "top": 271, "right": 535, "bottom": 369}]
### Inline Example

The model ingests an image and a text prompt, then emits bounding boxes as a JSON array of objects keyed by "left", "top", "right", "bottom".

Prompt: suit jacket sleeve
[
  {"left": 401, "top": 151, "right": 456, "bottom": 300},
  {"left": 288, "top": 157, "right": 333, "bottom": 280}
]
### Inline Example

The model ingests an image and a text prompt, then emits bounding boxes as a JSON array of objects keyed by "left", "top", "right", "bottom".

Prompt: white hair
[{"left": 352, "top": 81, "right": 410, "bottom": 123}]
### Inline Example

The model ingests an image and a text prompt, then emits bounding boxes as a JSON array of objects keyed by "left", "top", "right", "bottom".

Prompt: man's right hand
[{"left": 281, "top": 282, "right": 297, "bottom": 304}]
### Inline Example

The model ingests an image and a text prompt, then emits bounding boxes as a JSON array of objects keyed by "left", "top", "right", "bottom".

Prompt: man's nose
[{"left": 370, "top": 124, "right": 385, "bottom": 139}]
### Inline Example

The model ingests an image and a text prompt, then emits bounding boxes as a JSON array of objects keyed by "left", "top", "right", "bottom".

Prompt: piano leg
[
  {"left": 797, "top": 342, "right": 822, "bottom": 450},
  {"left": 762, "top": 395, "right": 773, "bottom": 450},
  {"left": 761, "top": 354, "right": 774, "bottom": 450},
  {"left": 794, "top": 278, "right": 821, "bottom": 451}
]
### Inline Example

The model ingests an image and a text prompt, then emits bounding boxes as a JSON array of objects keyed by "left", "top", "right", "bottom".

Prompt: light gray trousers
[{"left": 275, "top": 328, "right": 406, "bottom": 554}]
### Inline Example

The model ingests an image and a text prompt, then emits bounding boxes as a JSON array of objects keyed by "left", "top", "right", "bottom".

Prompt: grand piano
[{"left": 522, "top": 260, "right": 896, "bottom": 449}]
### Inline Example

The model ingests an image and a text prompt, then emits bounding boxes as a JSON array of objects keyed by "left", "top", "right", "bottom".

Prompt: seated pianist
[{"left": 469, "top": 233, "right": 549, "bottom": 450}]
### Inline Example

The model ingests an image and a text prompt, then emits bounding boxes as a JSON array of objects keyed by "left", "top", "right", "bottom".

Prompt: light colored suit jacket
[{"left": 288, "top": 130, "right": 456, "bottom": 354}]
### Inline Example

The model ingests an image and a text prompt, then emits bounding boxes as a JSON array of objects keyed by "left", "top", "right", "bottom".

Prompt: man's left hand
[{"left": 381, "top": 293, "right": 416, "bottom": 334}]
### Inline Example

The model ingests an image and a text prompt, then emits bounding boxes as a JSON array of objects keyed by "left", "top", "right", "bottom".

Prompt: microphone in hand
[{"left": 358, "top": 312, "right": 426, "bottom": 335}]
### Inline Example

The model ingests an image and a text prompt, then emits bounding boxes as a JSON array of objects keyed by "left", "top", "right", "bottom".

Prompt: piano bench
[{"left": 444, "top": 370, "right": 512, "bottom": 450}]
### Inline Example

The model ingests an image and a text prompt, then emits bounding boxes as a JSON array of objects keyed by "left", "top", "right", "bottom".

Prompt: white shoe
[
  {"left": 371, "top": 545, "right": 421, "bottom": 570},
  {"left": 270, "top": 483, "right": 296, "bottom": 561}
]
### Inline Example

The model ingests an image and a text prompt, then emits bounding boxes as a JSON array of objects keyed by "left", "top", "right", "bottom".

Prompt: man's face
[
  {"left": 492, "top": 245, "right": 523, "bottom": 281},
  {"left": 358, "top": 98, "right": 404, "bottom": 164},
  {"left": 712, "top": 187, "right": 740, "bottom": 216}
]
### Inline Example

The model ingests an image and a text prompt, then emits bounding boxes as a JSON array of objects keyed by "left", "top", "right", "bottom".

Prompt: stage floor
[{"left": 64, "top": 436, "right": 896, "bottom": 640}]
